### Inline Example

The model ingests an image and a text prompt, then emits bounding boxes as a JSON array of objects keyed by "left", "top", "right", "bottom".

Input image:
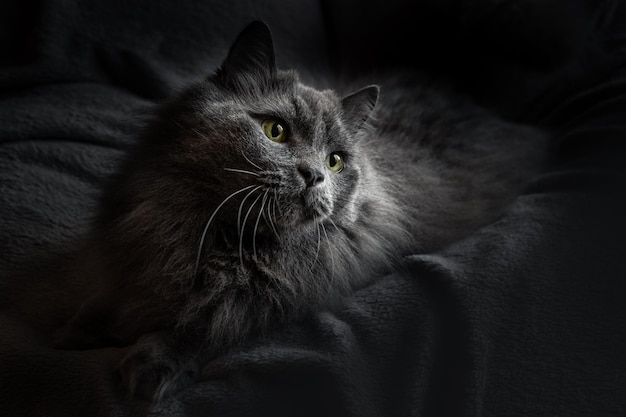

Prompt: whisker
[
  {"left": 237, "top": 185, "right": 263, "bottom": 237},
  {"left": 253, "top": 190, "right": 269, "bottom": 260},
  {"left": 261, "top": 200, "right": 269, "bottom": 227},
  {"left": 266, "top": 196, "right": 280, "bottom": 239},
  {"left": 272, "top": 189, "right": 279, "bottom": 229},
  {"left": 241, "top": 150, "right": 262, "bottom": 171},
  {"left": 327, "top": 217, "right": 341, "bottom": 234},
  {"left": 224, "top": 168, "right": 259, "bottom": 177},
  {"left": 194, "top": 184, "right": 257, "bottom": 279},
  {"left": 190, "top": 126, "right": 213, "bottom": 141},
  {"left": 239, "top": 192, "right": 263, "bottom": 268}
]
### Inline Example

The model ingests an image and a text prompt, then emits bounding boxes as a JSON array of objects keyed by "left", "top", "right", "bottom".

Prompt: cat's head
[{"left": 131, "top": 22, "right": 378, "bottom": 233}]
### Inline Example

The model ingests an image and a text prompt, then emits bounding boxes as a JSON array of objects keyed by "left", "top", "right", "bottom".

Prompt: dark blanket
[{"left": 2, "top": 1, "right": 626, "bottom": 416}]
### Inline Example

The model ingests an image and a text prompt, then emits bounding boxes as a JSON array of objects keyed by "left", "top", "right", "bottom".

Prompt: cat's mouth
[
  {"left": 217, "top": 170, "right": 334, "bottom": 233},
  {"left": 217, "top": 187, "right": 331, "bottom": 242}
]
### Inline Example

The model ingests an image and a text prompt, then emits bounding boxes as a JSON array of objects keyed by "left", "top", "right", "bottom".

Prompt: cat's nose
[{"left": 298, "top": 166, "right": 325, "bottom": 188}]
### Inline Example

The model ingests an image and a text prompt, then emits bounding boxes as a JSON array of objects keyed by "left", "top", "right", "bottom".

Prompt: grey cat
[{"left": 52, "top": 21, "right": 547, "bottom": 401}]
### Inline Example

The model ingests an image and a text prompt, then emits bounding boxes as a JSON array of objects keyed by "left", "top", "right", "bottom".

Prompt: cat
[{"left": 51, "top": 20, "right": 547, "bottom": 401}]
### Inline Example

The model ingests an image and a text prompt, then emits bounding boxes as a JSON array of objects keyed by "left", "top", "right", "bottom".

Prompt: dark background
[{"left": 1, "top": 0, "right": 625, "bottom": 416}]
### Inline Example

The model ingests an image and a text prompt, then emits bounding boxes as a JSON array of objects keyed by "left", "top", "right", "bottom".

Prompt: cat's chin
[
  {"left": 301, "top": 193, "right": 333, "bottom": 223},
  {"left": 269, "top": 207, "right": 330, "bottom": 232},
  {"left": 302, "top": 208, "right": 331, "bottom": 226}
]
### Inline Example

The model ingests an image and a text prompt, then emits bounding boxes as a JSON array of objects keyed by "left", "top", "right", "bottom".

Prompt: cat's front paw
[{"left": 118, "top": 333, "right": 198, "bottom": 402}]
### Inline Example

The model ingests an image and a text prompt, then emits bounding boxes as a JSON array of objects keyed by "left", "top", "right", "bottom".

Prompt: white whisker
[
  {"left": 190, "top": 126, "right": 213, "bottom": 141},
  {"left": 194, "top": 184, "right": 257, "bottom": 277},
  {"left": 239, "top": 192, "right": 263, "bottom": 268},
  {"left": 260, "top": 189, "right": 271, "bottom": 229},
  {"left": 327, "top": 217, "right": 341, "bottom": 234},
  {"left": 253, "top": 190, "right": 269, "bottom": 261},
  {"left": 224, "top": 168, "right": 259, "bottom": 177},
  {"left": 241, "top": 150, "right": 262, "bottom": 171},
  {"left": 266, "top": 196, "right": 280, "bottom": 239},
  {"left": 237, "top": 185, "right": 263, "bottom": 237},
  {"left": 272, "top": 189, "right": 279, "bottom": 228}
]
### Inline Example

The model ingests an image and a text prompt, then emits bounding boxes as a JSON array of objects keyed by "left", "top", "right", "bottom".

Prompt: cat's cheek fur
[
  {"left": 329, "top": 164, "right": 362, "bottom": 225},
  {"left": 343, "top": 191, "right": 362, "bottom": 224}
]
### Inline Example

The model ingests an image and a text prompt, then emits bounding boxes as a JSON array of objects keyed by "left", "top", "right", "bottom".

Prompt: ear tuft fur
[
  {"left": 216, "top": 21, "right": 276, "bottom": 85},
  {"left": 341, "top": 85, "right": 380, "bottom": 132}
]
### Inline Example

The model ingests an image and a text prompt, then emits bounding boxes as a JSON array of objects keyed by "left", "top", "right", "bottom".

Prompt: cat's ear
[
  {"left": 216, "top": 21, "right": 276, "bottom": 85},
  {"left": 341, "top": 85, "right": 379, "bottom": 132}
]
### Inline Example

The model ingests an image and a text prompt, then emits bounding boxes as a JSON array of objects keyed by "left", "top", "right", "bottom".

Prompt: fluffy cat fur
[{"left": 50, "top": 21, "right": 547, "bottom": 401}]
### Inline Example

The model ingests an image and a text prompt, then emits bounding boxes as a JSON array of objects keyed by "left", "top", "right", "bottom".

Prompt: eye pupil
[
  {"left": 271, "top": 123, "right": 282, "bottom": 138},
  {"left": 262, "top": 119, "right": 286, "bottom": 142},
  {"left": 326, "top": 152, "right": 344, "bottom": 173}
]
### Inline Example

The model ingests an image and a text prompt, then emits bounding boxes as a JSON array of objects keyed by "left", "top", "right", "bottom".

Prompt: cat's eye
[
  {"left": 261, "top": 119, "right": 287, "bottom": 143},
  {"left": 325, "top": 152, "right": 345, "bottom": 173}
]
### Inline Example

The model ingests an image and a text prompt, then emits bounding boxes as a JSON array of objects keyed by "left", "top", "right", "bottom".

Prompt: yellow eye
[
  {"left": 261, "top": 119, "right": 287, "bottom": 142},
  {"left": 325, "top": 152, "right": 344, "bottom": 173}
]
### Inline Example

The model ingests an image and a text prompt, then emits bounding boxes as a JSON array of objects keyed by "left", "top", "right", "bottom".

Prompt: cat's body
[{"left": 41, "top": 21, "right": 546, "bottom": 400}]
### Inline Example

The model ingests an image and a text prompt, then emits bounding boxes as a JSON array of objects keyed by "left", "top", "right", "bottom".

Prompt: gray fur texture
[{"left": 55, "top": 21, "right": 547, "bottom": 401}]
